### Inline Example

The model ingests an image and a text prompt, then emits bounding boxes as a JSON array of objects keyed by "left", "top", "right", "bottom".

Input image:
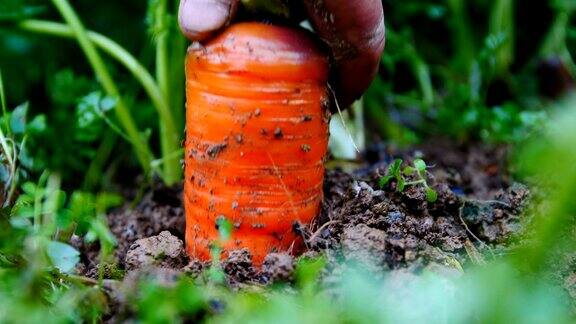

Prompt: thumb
[{"left": 178, "top": 0, "right": 240, "bottom": 41}]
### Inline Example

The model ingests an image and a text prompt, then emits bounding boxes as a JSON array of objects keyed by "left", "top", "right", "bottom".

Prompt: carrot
[{"left": 184, "top": 22, "right": 329, "bottom": 265}]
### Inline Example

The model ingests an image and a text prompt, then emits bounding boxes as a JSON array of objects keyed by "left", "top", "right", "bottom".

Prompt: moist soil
[{"left": 73, "top": 140, "right": 572, "bottom": 317}]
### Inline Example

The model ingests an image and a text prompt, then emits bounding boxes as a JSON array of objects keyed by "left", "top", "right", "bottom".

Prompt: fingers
[
  {"left": 178, "top": 0, "right": 240, "bottom": 41},
  {"left": 303, "top": 0, "right": 385, "bottom": 107},
  {"left": 178, "top": 0, "right": 385, "bottom": 105}
]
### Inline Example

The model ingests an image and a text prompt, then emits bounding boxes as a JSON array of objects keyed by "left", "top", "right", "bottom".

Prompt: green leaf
[
  {"left": 397, "top": 177, "right": 406, "bottom": 192},
  {"left": 21, "top": 181, "right": 36, "bottom": 196},
  {"left": 73, "top": 194, "right": 96, "bottom": 228},
  {"left": 27, "top": 114, "right": 46, "bottom": 134},
  {"left": 9, "top": 103, "right": 28, "bottom": 135},
  {"left": 216, "top": 216, "right": 233, "bottom": 242},
  {"left": 0, "top": 1, "right": 46, "bottom": 22},
  {"left": 389, "top": 159, "right": 403, "bottom": 176},
  {"left": 47, "top": 241, "right": 80, "bottom": 273},
  {"left": 0, "top": 163, "right": 9, "bottom": 182},
  {"left": 403, "top": 166, "right": 416, "bottom": 176},
  {"left": 425, "top": 187, "right": 438, "bottom": 203},
  {"left": 208, "top": 261, "right": 226, "bottom": 283},
  {"left": 295, "top": 256, "right": 326, "bottom": 290},
  {"left": 49, "top": 69, "right": 94, "bottom": 105},
  {"left": 75, "top": 92, "right": 117, "bottom": 143},
  {"left": 378, "top": 175, "right": 395, "bottom": 188},
  {"left": 43, "top": 189, "right": 66, "bottom": 214},
  {"left": 18, "top": 142, "right": 35, "bottom": 170},
  {"left": 86, "top": 217, "right": 116, "bottom": 257},
  {"left": 77, "top": 93, "right": 98, "bottom": 121},
  {"left": 414, "top": 159, "right": 427, "bottom": 172},
  {"left": 95, "top": 192, "right": 123, "bottom": 214},
  {"left": 86, "top": 217, "right": 115, "bottom": 245},
  {"left": 10, "top": 216, "right": 31, "bottom": 228},
  {"left": 56, "top": 209, "right": 73, "bottom": 229},
  {"left": 11, "top": 188, "right": 34, "bottom": 219}
]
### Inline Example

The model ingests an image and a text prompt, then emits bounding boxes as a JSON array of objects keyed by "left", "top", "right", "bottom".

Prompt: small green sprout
[
  {"left": 379, "top": 158, "right": 438, "bottom": 203},
  {"left": 216, "top": 216, "right": 233, "bottom": 242},
  {"left": 207, "top": 216, "right": 233, "bottom": 283}
]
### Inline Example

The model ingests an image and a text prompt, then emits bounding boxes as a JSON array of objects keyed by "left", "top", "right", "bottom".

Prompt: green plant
[
  {"left": 540, "top": 0, "right": 576, "bottom": 72},
  {"left": 366, "top": 0, "right": 555, "bottom": 145},
  {"left": 4, "top": 0, "right": 185, "bottom": 186},
  {"left": 0, "top": 71, "right": 45, "bottom": 207},
  {"left": 0, "top": 170, "right": 121, "bottom": 320},
  {"left": 136, "top": 277, "right": 206, "bottom": 322},
  {"left": 206, "top": 216, "right": 233, "bottom": 284},
  {"left": 379, "top": 158, "right": 438, "bottom": 203}
]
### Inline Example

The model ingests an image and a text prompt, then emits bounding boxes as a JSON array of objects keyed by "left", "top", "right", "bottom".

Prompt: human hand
[{"left": 178, "top": 0, "right": 385, "bottom": 107}]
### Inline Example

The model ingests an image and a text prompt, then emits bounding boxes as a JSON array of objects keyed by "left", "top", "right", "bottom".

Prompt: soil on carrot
[{"left": 74, "top": 140, "right": 548, "bottom": 313}]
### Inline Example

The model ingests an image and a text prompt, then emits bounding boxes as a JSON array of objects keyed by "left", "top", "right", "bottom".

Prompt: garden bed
[{"left": 71, "top": 140, "right": 549, "bottom": 320}]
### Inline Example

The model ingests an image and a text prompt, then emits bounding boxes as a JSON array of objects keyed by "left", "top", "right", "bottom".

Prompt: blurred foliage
[
  {"left": 512, "top": 94, "right": 576, "bottom": 273},
  {"left": 1, "top": 0, "right": 183, "bottom": 188},
  {"left": 0, "top": 0, "right": 575, "bottom": 322},
  {"left": 366, "top": 0, "right": 575, "bottom": 145}
]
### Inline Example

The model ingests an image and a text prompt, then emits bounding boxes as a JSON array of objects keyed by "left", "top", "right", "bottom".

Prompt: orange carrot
[{"left": 184, "top": 22, "right": 329, "bottom": 265}]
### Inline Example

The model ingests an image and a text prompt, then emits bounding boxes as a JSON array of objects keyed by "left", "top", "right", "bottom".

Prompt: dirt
[
  {"left": 262, "top": 253, "right": 296, "bottom": 283},
  {"left": 124, "top": 231, "right": 188, "bottom": 270},
  {"left": 75, "top": 141, "right": 541, "bottom": 312},
  {"left": 222, "top": 249, "right": 258, "bottom": 284},
  {"left": 206, "top": 142, "right": 228, "bottom": 159},
  {"left": 341, "top": 224, "right": 389, "bottom": 271},
  {"left": 108, "top": 186, "right": 185, "bottom": 262}
]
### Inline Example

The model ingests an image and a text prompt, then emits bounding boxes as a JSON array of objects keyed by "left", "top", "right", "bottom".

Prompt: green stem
[
  {"left": 170, "top": 22, "right": 186, "bottom": 130},
  {"left": 151, "top": 147, "right": 184, "bottom": 169},
  {"left": 155, "top": 0, "right": 170, "bottom": 110},
  {"left": 385, "top": 30, "right": 434, "bottom": 109},
  {"left": 0, "top": 71, "right": 11, "bottom": 135},
  {"left": 0, "top": 72, "right": 14, "bottom": 169},
  {"left": 33, "top": 171, "right": 49, "bottom": 232},
  {"left": 540, "top": 6, "right": 576, "bottom": 74},
  {"left": 447, "top": 0, "right": 476, "bottom": 72},
  {"left": 63, "top": 274, "right": 100, "bottom": 286},
  {"left": 365, "top": 83, "right": 417, "bottom": 146},
  {"left": 18, "top": 20, "right": 177, "bottom": 144},
  {"left": 404, "top": 180, "right": 426, "bottom": 186},
  {"left": 412, "top": 57, "right": 434, "bottom": 109},
  {"left": 82, "top": 132, "right": 117, "bottom": 191},
  {"left": 43, "top": 173, "right": 61, "bottom": 236},
  {"left": 540, "top": 7, "right": 576, "bottom": 69},
  {"left": 49, "top": 0, "right": 154, "bottom": 176},
  {"left": 18, "top": 20, "right": 182, "bottom": 185},
  {"left": 541, "top": 10, "right": 569, "bottom": 56},
  {"left": 170, "top": 0, "right": 186, "bottom": 179},
  {"left": 154, "top": 0, "right": 181, "bottom": 185},
  {"left": 489, "top": 0, "right": 515, "bottom": 76}
]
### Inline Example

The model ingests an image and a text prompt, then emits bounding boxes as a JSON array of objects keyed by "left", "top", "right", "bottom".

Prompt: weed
[
  {"left": 379, "top": 158, "right": 438, "bottom": 203},
  {"left": 207, "top": 216, "right": 233, "bottom": 284}
]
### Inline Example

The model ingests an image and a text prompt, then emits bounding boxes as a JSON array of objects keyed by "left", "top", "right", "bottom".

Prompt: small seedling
[
  {"left": 379, "top": 158, "right": 438, "bottom": 203},
  {"left": 207, "top": 216, "right": 233, "bottom": 283}
]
